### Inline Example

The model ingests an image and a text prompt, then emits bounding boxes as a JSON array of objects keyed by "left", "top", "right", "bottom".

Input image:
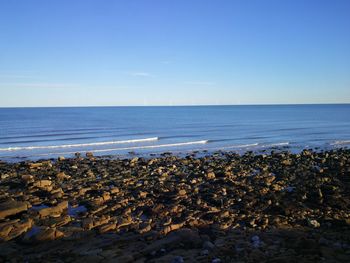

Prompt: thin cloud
[
  {"left": 0, "top": 75, "right": 38, "bottom": 79},
  {"left": 127, "top": 71, "right": 154, "bottom": 77},
  {"left": 161, "top": 60, "right": 172, "bottom": 64},
  {"left": 0, "top": 83, "right": 79, "bottom": 88},
  {"left": 185, "top": 81, "right": 216, "bottom": 86}
]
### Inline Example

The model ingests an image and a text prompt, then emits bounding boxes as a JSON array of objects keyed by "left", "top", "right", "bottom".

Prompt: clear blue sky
[{"left": 0, "top": 0, "right": 349, "bottom": 106}]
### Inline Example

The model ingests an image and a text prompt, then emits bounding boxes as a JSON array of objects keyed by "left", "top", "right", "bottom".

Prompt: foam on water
[
  {"left": 330, "top": 140, "right": 350, "bottom": 146},
  {"left": 260, "top": 142, "right": 290, "bottom": 147},
  {"left": 29, "top": 140, "right": 209, "bottom": 156},
  {"left": 0, "top": 137, "right": 159, "bottom": 151}
]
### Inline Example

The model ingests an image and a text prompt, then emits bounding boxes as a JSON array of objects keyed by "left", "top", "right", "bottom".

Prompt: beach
[{"left": 0, "top": 149, "right": 349, "bottom": 262}]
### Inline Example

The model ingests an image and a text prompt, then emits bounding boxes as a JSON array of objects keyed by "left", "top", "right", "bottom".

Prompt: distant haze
[{"left": 0, "top": 0, "right": 349, "bottom": 107}]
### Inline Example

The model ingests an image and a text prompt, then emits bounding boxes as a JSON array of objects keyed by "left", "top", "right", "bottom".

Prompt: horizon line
[{"left": 0, "top": 102, "right": 350, "bottom": 109}]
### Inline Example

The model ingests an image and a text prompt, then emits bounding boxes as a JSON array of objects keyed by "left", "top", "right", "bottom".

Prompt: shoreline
[
  {"left": 0, "top": 143, "right": 345, "bottom": 164},
  {"left": 0, "top": 149, "right": 349, "bottom": 262}
]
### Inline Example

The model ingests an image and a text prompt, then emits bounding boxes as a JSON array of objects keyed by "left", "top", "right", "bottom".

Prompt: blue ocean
[{"left": 0, "top": 105, "right": 349, "bottom": 161}]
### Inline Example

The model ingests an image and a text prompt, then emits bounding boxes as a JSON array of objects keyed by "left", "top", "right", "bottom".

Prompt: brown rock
[
  {"left": 206, "top": 172, "right": 216, "bottom": 180},
  {"left": 178, "top": 189, "right": 187, "bottom": 196},
  {"left": 83, "top": 215, "right": 111, "bottom": 230},
  {"left": 33, "top": 180, "right": 53, "bottom": 191},
  {"left": 99, "top": 223, "right": 117, "bottom": 233},
  {"left": 86, "top": 152, "right": 94, "bottom": 158},
  {"left": 33, "top": 227, "right": 65, "bottom": 241},
  {"left": 138, "top": 191, "right": 148, "bottom": 198},
  {"left": 58, "top": 156, "right": 65, "bottom": 161},
  {"left": 38, "top": 201, "right": 68, "bottom": 218},
  {"left": 21, "top": 174, "right": 34, "bottom": 183},
  {"left": 0, "top": 219, "right": 33, "bottom": 241},
  {"left": 0, "top": 200, "right": 30, "bottom": 219},
  {"left": 56, "top": 172, "right": 71, "bottom": 180}
]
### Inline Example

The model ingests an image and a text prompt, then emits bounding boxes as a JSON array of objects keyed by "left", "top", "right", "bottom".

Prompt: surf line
[
  {"left": 31, "top": 140, "right": 209, "bottom": 156},
  {"left": 0, "top": 137, "right": 159, "bottom": 151}
]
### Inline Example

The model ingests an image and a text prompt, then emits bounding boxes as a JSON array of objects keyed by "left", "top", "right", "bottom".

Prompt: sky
[{"left": 0, "top": 0, "right": 349, "bottom": 107}]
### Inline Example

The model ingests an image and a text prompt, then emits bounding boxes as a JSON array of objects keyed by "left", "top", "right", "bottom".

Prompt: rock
[
  {"left": 21, "top": 174, "right": 34, "bottom": 183},
  {"left": 138, "top": 191, "right": 148, "bottom": 198},
  {"left": 138, "top": 223, "right": 152, "bottom": 234},
  {"left": 0, "top": 200, "right": 30, "bottom": 219},
  {"left": 206, "top": 172, "right": 216, "bottom": 180},
  {"left": 161, "top": 222, "right": 185, "bottom": 235},
  {"left": 33, "top": 180, "right": 53, "bottom": 191},
  {"left": 110, "top": 187, "right": 120, "bottom": 194},
  {"left": 31, "top": 227, "right": 65, "bottom": 241},
  {"left": 58, "top": 156, "right": 65, "bottom": 161},
  {"left": 56, "top": 172, "right": 71, "bottom": 180},
  {"left": 1, "top": 174, "right": 9, "bottom": 179},
  {"left": 99, "top": 223, "right": 117, "bottom": 233},
  {"left": 38, "top": 201, "right": 68, "bottom": 218},
  {"left": 86, "top": 152, "right": 94, "bottom": 158},
  {"left": 130, "top": 157, "right": 139, "bottom": 165},
  {"left": 82, "top": 215, "right": 111, "bottom": 230},
  {"left": 307, "top": 219, "right": 321, "bottom": 228},
  {"left": 178, "top": 189, "right": 187, "bottom": 196},
  {"left": 29, "top": 161, "right": 52, "bottom": 169},
  {"left": 0, "top": 219, "right": 33, "bottom": 241}
]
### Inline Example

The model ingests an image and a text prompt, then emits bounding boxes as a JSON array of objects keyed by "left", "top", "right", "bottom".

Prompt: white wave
[
  {"left": 28, "top": 140, "right": 209, "bottom": 156},
  {"left": 260, "top": 142, "right": 290, "bottom": 147},
  {"left": 211, "top": 142, "right": 289, "bottom": 151},
  {"left": 0, "top": 137, "right": 159, "bottom": 151},
  {"left": 330, "top": 140, "right": 350, "bottom": 146},
  {"left": 220, "top": 143, "right": 259, "bottom": 150}
]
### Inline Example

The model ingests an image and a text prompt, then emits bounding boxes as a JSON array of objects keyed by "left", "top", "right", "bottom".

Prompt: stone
[
  {"left": 206, "top": 172, "right": 216, "bottom": 179},
  {"left": 56, "top": 172, "right": 71, "bottom": 180},
  {"left": 58, "top": 156, "right": 65, "bottom": 161},
  {"left": 38, "top": 201, "right": 68, "bottom": 218},
  {"left": 1, "top": 174, "right": 9, "bottom": 179},
  {"left": 0, "top": 200, "right": 30, "bottom": 219},
  {"left": 33, "top": 180, "right": 53, "bottom": 191},
  {"left": 307, "top": 219, "right": 320, "bottom": 228},
  {"left": 86, "top": 152, "right": 94, "bottom": 158},
  {"left": 99, "top": 223, "right": 117, "bottom": 233},
  {"left": 21, "top": 174, "right": 34, "bottom": 183},
  {"left": 178, "top": 189, "right": 187, "bottom": 196},
  {"left": 0, "top": 219, "right": 33, "bottom": 241},
  {"left": 32, "top": 227, "right": 65, "bottom": 241}
]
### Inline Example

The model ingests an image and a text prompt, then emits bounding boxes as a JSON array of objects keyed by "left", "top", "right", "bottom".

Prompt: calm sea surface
[{"left": 0, "top": 105, "right": 349, "bottom": 161}]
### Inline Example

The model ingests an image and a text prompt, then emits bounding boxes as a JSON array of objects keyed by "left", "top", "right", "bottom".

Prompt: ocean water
[{"left": 0, "top": 105, "right": 349, "bottom": 161}]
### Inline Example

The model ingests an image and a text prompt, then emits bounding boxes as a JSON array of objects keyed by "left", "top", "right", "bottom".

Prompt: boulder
[
  {"left": 0, "top": 200, "right": 30, "bottom": 219},
  {"left": 38, "top": 201, "right": 68, "bottom": 218},
  {"left": 56, "top": 172, "right": 71, "bottom": 180},
  {"left": 0, "top": 219, "right": 33, "bottom": 241}
]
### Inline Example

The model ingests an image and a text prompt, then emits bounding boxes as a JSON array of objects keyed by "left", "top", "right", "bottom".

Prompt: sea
[{"left": 0, "top": 105, "right": 349, "bottom": 161}]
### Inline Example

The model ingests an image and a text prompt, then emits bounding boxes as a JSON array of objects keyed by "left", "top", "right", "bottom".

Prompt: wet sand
[{"left": 0, "top": 149, "right": 350, "bottom": 262}]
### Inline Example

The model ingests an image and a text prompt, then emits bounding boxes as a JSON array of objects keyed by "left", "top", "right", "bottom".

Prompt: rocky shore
[{"left": 0, "top": 149, "right": 350, "bottom": 262}]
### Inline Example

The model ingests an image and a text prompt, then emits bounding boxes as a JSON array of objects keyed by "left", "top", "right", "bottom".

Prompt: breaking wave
[
  {"left": 260, "top": 142, "right": 290, "bottom": 147},
  {"left": 0, "top": 137, "right": 159, "bottom": 151},
  {"left": 330, "top": 140, "right": 350, "bottom": 146},
  {"left": 31, "top": 140, "right": 209, "bottom": 156}
]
